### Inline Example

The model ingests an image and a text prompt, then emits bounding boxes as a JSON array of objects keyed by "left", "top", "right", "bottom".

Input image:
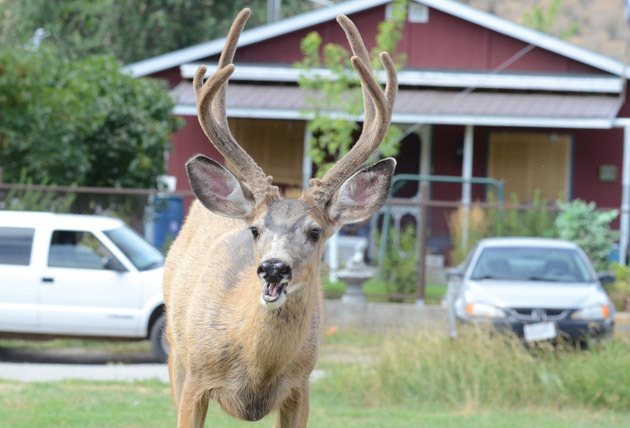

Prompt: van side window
[
  {"left": 0, "top": 227, "right": 35, "bottom": 266},
  {"left": 48, "top": 230, "right": 115, "bottom": 270}
]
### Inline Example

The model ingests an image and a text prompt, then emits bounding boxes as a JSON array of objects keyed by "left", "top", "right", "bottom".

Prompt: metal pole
[
  {"left": 416, "top": 182, "right": 429, "bottom": 305},
  {"left": 267, "top": 0, "right": 281, "bottom": 23},
  {"left": 328, "top": 231, "right": 339, "bottom": 282},
  {"left": 461, "top": 125, "right": 474, "bottom": 250}
]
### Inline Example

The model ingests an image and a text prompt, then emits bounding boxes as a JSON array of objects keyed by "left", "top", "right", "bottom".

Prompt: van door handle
[{"left": 41, "top": 277, "right": 54, "bottom": 283}]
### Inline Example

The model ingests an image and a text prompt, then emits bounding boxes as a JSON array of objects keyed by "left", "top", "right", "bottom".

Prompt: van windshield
[
  {"left": 104, "top": 227, "right": 164, "bottom": 271},
  {"left": 469, "top": 246, "right": 593, "bottom": 283}
]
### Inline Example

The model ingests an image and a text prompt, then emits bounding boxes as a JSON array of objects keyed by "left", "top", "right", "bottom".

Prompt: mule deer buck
[{"left": 163, "top": 8, "right": 397, "bottom": 427}]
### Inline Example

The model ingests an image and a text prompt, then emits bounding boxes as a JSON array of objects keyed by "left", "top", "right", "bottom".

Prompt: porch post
[
  {"left": 619, "top": 125, "right": 630, "bottom": 265},
  {"left": 461, "top": 125, "right": 474, "bottom": 249},
  {"left": 419, "top": 124, "right": 432, "bottom": 177},
  {"left": 302, "top": 124, "right": 313, "bottom": 191}
]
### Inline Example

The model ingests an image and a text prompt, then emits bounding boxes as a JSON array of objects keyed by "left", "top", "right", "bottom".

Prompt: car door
[
  {"left": 0, "top": 226, "right": 39, "bottom": 331},
  {"left": 39, "top": 228, "right": 143, "bottom": 337}
]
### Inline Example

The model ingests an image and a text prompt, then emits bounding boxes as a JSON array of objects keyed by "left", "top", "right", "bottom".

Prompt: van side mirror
[
  {"left": 104, "top": 256, "right": 127, "bottom": 273},
  {"left": 597, "top": 271, "right": 615, "bottom": 286}
]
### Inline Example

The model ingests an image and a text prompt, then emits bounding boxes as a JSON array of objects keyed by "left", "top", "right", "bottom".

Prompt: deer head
[{"left": 186, "top": 8, "right": 397, "bottom": 309}]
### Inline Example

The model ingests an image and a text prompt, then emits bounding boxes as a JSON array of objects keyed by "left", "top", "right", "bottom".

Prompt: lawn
[
  {"left": 0, "top": 381, "right": 628, "bottom": 428},
  {"left": 1, "top": 330, "right": 629, "bottom": 427}
]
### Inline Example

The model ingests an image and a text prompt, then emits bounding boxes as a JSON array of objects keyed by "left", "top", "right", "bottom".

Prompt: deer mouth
[{"left": 262, "top": 281, "right": 287, "bottom": 302}]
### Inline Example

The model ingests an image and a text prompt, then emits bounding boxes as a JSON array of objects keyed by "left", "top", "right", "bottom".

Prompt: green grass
[
  {"left": 1, "top": 381, "right": 628, "bottom": 428},
  {"left": 318, "top": 328, "right": 630, "bottom": 412},
  {"left": 1, "top": 330, "right": 629, "bottom": 427}
]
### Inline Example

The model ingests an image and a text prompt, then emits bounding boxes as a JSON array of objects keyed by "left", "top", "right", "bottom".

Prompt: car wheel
[{"left": 150, "top": 314, "right": 169, "bottom": 363}]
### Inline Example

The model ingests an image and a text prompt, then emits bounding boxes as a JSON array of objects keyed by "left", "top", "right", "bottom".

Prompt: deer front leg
[
  {"left": 274, "top": 385, "right": 309, "bottom": 428},
  {"left": 177, "top": 380, "right": 209, "bottom": 428}
]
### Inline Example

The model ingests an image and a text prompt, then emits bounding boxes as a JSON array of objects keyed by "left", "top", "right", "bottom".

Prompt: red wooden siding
[
  {"left": 168, "top": 116, "right": 223, "bottom": 192},
  {"left": 196, "top": 5, "right": 600, "bottom": 75},
  {"left": 572, "top": 128, "right": 623, "bottom": 209}
]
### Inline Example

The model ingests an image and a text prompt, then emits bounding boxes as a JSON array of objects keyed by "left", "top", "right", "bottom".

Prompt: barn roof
[{"left": 124, "top": 0, "right": 630, "bottom": 79}]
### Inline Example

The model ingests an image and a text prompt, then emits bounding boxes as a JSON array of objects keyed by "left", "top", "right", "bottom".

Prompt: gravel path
[
  {"left": 0, "top": 346, "right": 326, "bottom": 383},
  {"left": 0, "top": 347, "right": 169, "bottom": 382},
  {"left": 0, "top": 362, "right": 169, "bottom": 382}
]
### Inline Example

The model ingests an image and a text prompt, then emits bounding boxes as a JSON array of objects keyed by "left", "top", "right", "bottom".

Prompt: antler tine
[
  {"left": 307, "top": 15, "right": 398, "bottom": 206},
  {"left": 336, "top": 15, "right": 375, "bottom": 129},
  {"left": 193, "top": 8, "right": 279, "bottom": 202}
]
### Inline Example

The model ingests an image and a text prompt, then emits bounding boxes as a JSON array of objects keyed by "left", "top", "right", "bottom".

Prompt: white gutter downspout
[{"left": 619, "top": 125, "right": 630, "bottom": 265}]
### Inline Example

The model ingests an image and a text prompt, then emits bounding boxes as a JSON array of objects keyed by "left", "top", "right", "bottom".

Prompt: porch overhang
[{"left": 172, "top": 82, "right": 622, "bottom": 129}]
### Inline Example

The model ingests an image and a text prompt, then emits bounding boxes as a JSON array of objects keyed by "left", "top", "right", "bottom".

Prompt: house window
[
  {"left": 488, "top": 132, "right": 571, "bottom": 202},
  {"left": 386, "top": 3, "right": 429, "bottom": 23}
]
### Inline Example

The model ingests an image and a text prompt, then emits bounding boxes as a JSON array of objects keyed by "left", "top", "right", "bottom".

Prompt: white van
[{"left": 0, "top": 211, "right": 168, "bottom": 361}]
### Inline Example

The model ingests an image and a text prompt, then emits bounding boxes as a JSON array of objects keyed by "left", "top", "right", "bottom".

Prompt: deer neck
[{"left": 238, "top": 272, "right": 320, "bottom": 378}]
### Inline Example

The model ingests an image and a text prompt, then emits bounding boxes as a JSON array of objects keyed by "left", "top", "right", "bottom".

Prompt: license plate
[{"left": 523, "top": 322, "right": 557, "bottom": 342}]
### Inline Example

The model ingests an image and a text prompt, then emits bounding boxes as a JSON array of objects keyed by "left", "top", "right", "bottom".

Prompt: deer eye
[
  {"left": 249, "top": 227, "right": 259, "bottom": 239},
  {"left": 309, "top": 228, "right": 322, "bottom": 242}
]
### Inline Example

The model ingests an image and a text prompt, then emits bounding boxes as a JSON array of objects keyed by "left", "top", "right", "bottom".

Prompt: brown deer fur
[{"left": 163, "top": 8, "right": 397, "bottom": 428}]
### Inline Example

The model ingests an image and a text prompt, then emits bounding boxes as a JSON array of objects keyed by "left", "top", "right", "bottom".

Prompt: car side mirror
[
  {"left": 446, "top": 268, "right": 464, "bottom": 282},
  {"left": 597, "top": 271, "right": 615, "bottom": 285},
  {"left": 104, "top": 256, "right": 127, "bottom": 273}
]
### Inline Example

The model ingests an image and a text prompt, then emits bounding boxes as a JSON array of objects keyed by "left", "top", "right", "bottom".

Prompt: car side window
[
  {"left": 48, "top": 230, "right": 116, "bottom": 270},
  {"left": 0, "top": 227, "right": 35, "bottom": 266}
]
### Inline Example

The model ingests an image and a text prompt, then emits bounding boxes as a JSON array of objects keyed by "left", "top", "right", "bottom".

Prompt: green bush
[
  {"left": 378, "top": 224, "right": 418, "bottom": 297},
  {"left": 608, "top": 263, "right": 630, "bottom": 311},
  {"left": 488, "top": 190, "right": 558, "bottom": 238},
  {"left": 555, "top": 200, "right": 618, "bottom": 270}
]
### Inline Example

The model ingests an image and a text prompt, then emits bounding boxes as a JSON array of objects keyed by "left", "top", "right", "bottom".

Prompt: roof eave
[{"left": 173, "top": 104, "right": 616, "bottom": 129}]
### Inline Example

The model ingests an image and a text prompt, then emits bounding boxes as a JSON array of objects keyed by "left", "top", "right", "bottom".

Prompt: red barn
[{"left": 125, "top": 0, "right": 630, "bottom": 261}]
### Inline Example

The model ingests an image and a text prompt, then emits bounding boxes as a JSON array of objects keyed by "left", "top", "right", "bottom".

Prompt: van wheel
[{"left": 150, "top": 314, "right": 169, "bottom": 363}]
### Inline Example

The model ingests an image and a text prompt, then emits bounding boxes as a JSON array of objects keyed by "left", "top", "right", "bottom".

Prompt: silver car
[{"left": 447, "top": 237, "right": 615, "bottom": 344}]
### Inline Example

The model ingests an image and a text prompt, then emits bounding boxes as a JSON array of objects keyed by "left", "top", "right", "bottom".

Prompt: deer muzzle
[{"left": 258, "top": 259, "right": 292, "bottom": 306}]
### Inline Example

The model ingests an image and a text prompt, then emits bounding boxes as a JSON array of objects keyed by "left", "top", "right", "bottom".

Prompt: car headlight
[
  {"left": 571, "top": 305, "right": 612, "bottom": 321},
  {"left": 465, "top": 302, "right": 506, "bottom": 318}
]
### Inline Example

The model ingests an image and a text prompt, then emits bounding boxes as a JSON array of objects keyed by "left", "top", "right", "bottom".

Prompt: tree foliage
[
  {"left": 521, "top": 0, "right": 579, "bottom": 39},
  {"left": 296, "top": 0, "right": 408, "bottom": 177},
  {"left": 0, "top": 0, "right": 321, "bottom": 63},
  {"left": 0, "top": 46, "right": 180, "bottom": 187}
]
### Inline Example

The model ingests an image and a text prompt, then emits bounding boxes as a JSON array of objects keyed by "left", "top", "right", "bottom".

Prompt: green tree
[
  {"left": 522, "top": 0, "right": 579, "bottom": 39},
  {"left": 296, "top": 0, "right": 408, "bottom": 177},
  {"left": 0, "top": 46, "right": 180, "bottom": 187},
  {"left": 0, "top": 0, "right": 326, "bottom": 63}
]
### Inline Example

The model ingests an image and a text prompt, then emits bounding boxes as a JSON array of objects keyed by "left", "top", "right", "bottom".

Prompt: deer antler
[
  {"left": 306, "top": 14, "right": 398, "bottom": 207},
  {"left": 193, "top": 8, "right": 280, "bottom": 202}
]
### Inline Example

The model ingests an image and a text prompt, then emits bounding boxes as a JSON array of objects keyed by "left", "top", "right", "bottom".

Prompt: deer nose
[{"left": 257, "top": 259, "right": 292, "bottom": 282}]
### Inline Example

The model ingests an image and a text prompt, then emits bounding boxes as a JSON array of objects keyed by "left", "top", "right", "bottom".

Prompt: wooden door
[
  {"left": 488, "top": 132, "right": 570, "bottom": 202},
  {"left": 229, "top": 118, "right": 305, "bottom": 188}
]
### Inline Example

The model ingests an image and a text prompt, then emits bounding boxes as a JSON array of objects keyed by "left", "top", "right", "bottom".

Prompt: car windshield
[
  {"left": 469, "top": 246, "right": 593, "bottom": 283},
  {"left": 104, "top": 226, "right": 164, "bottom": 271}
]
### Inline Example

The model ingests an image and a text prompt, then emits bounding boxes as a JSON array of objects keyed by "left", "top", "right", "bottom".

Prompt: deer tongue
[{"left": 263, "top": 282, "right": 285, "bottom": 302}]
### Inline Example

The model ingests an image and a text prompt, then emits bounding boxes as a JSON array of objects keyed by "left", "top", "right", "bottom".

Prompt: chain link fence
[
  {"left": 0, "top": 183, "right": 194, "bottom": 252},
  {"left": 1, "top": 182, "right": 621, "bottom": 303}
]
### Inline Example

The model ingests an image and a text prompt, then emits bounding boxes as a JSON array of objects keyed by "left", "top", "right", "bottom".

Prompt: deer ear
[
  {"left": 186, "top": 155, "right": 255, "bottom": 219},
  {"left": 327, "top": 158, "right": 395, "bottom": 225}
]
